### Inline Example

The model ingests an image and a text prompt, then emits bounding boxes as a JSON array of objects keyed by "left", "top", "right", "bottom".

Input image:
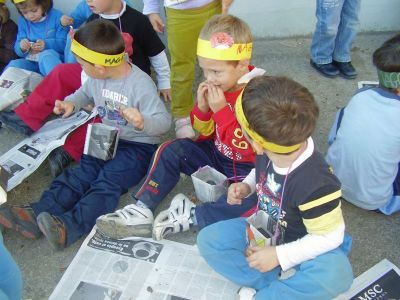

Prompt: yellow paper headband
[
  {"left": 235, "top": 90, "right": 301, "bottom": 154},
  {"left": 197, "top": 38, "right": 252, "bottom": 61},
  {"left": 71, "top": 39, "right": 125, "bottom": 67},
  {"left": 13, "top": 0, "right": 26, "bottom": 3}
]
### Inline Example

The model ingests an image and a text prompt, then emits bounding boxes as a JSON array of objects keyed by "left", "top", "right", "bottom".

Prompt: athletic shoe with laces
[
  {"left": 152, "top": 193, "right": 196, "bottom": 241},
  {"left": 47, "top": 147, "right": 73, "bottom": 178},
  {"left": 0, "top": 204, "right": 41, "bottom": 239},
  {"left": 96, "top": 203, "right": 154, "bottom": 239},
  {"left": 37, "top": 212, "right": 67, "bottom": 250},
  {"left": 0, "top": 111, "right": 34, "bottom": 135},
  {"left": 174, "top": 117, "right": 195, "bottom": 139}
]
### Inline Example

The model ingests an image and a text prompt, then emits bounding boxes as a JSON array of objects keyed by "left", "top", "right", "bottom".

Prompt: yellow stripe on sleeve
[
  {"left": 303, "top": 203, "right": 344, "bottom": 235},
  {"left": 298, "top": 190, "right": 342, "bottom": 211},
  {"left": 192, "top": 116, "right": 215, "bottom": 137}
]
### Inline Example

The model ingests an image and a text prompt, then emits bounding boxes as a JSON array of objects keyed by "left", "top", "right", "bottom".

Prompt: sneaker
[
  {"left": 96, "top": 203, "right": 154, "bottom": 239},
  {"left": 37, "top": 212, "right": 66, "bottom": 250},
  {"left": 175, "top": 117, "right": 195, "bottom": 139},
  {"left": 152, "top": 193, "right": 195, "bottom": 241},
  {"left": 0, "top": 111, "right": 34, "bottom": 135},
  {"left": 310, "top": 60, "right": 339, "bottom": 78},
  {"left": 332, "top": 60, "right": 357, "bottom": 79},
  {"left": 236, "top": 287, "right": 256, "bottom": 300},
  {"left": 0, "top": 204, "right": 42, "bottom": 239},
  {"left": 48, "top": 147, "right": 73, "bottom": 178}
]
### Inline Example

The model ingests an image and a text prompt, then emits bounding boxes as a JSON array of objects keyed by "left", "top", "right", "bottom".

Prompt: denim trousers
[
  {"left": 0, "top": 231, "right": 22, "bottom": 300},
  {"left": 310, "top": 0, "right": 361, "bottom": 64},
  {"left": 197, "top": 218, "right": 353, "bottom": 300},
  {"left": 6, "top": 49, "right": 63, "bottom": 76}
]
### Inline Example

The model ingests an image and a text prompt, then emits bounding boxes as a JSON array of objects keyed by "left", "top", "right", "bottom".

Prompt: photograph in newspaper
[
  {"left": 70, "top": 281, "right": 122, "bottom": 300},
  {"left": 50, "top": 229, "right": 239, "bottom": 300},
  {"left": 0, "top": 110, "right": 95, "bottom": 192}
]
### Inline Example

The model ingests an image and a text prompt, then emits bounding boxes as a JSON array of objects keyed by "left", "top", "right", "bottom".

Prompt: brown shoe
[
  {"left": 0, "top": 204, "right": 42, "bottom": 239},
  {"left": 37, "top": 212, "right": 67, "bottom": 250}
]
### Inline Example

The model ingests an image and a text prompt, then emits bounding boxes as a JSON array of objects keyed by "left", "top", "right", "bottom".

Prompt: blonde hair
[
  {"left": 0, "top": 5, "right": 9, "bottom": 24},
  {"left": 199, "top": 14, "right": 253, "bottom": 44}
]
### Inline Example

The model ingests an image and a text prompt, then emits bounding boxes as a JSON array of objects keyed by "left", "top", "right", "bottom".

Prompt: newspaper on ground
[
  {"left": 0, "top": 110, "right": 96, "bottom": 199},
  {"left": 357, "top": 81, "right": 379, "bottom": 89},
  {"left": 50, "top": 227, "right": 239, "bottom": 300},
  {"left": 335, "top": 259, "right": 400, "bottom": 300},
  {"left": 0, "top": 67, "right": 43, "bottom": 111}
]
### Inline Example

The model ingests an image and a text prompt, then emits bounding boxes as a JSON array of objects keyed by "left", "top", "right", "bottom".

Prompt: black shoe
[
  {"left": 310, "top": 60, "right": 339, "bottom": 78},
  {"left": 332, "top": 60, "right": 357, "bottom": 79},
  {"left": 48, "top": 147, "right": 73, "bottom": 178},
  {"left": 0, "top": 111, "right": 34, "bottom": 135}
]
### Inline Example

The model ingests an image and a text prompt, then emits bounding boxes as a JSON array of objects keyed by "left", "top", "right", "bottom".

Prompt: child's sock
[{"left": 135, "top": 200, "right": 150, "bottom": 209}]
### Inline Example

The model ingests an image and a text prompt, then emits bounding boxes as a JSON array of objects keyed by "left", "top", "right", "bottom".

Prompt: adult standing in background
[
  {"left": 310, "top": 0, "right": 361, "bottom": 79},
  {"left": 144, "top": 0, "right": 233, "bottom": 139}
]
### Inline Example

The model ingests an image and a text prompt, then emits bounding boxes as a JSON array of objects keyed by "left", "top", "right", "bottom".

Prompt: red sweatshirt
[{"left": 190, "top": 66, "right": 257, "bottom": 164}]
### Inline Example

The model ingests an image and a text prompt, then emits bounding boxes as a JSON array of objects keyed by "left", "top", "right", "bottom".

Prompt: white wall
[{"left": 8, "top": 0, "right": 400, "bottom": 37}]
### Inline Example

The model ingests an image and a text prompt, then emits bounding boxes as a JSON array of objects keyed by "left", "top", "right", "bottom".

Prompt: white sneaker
[
  {"left": 96, "top": 204, "right": 154, "bottom": 239},
  {"left": 237, "top": 287, "right": 256, "bottom": 300},
  {"left": 175, "top": 117, "right": 195, "bottom": 139},
  {"left": 152, "top": 193, "right": 195, "bottom": 240}
]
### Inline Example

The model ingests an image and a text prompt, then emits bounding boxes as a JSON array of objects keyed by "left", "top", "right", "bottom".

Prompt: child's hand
[
  {"left": 159, "top": 88, "right": 171, "bottom": 102},
  {"left": 32, "top": 40, "right": 45, "bottom": 52},
  {"left": 207, "top": 84, "right": 227, "bottom": 113},
  {"left": 20, "top": 39, "right": 31, "bottom": 52},
  {"left": 54, "top": 100, "right": 75, "bottom": 118},
  {"left": 196, "top": 81, "right": 210, "bottom": 113},
  {"left": 121, "top": 107, "right": 144, "bottom": 129},
  {"left": 246, "top": 245, "right": 279, "bottom": 272},
  {"left": 61, "top": 15, "right": 74, "bottom": 26},
  {"left": 227, "top": 182, "right": 250, "bottom": 205},
  {"left": 222, "top": 0, "right": 234, "bottom": 14},
  {"left": 148, "top": 13, "right": 164, "bottom": 33}
]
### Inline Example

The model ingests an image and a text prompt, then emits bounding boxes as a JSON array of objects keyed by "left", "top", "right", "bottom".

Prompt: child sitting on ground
[
  {"left": 6, "top": 0, "right": 67, "bottom": 76},
  {"left": 326, "top": 34, "right": 400, "bottom": 215},
  {"left": 0, "top": 19, "right": 171, "bottom": 250},
  {"left": 96, "top": 14, "right": 266, "bottom": 241},
  {"left": 0, "top": 1, "right": 18, "bottom": 73},
  {"left": 197, "top": 76, "right": 353, "bottom": 300}
]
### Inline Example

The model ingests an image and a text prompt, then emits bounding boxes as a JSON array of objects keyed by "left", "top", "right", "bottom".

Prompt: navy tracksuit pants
[
  {"left": 135, "top": 139, "right": 257, "bottom": 228},
  {"left": 31, "top": 140, "right": 157, "bottom": 246}
]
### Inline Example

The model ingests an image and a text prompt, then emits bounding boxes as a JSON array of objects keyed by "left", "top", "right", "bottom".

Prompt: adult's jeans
[{"left": 310, "top": 0, "right": 361, "bottom": 64}]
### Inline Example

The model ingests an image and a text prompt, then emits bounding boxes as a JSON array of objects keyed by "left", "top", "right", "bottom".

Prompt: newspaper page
[
  {"left": 357, "top": 81, "right": 379, "bottom": 89},
  {"left": 50, "top": 228, "right": 239, "bottom": 300},
  {"left": 0, "top": 110, "right": 95, "bottom": 195},
  {"left": 335, "top": 259, "right": 400, "bottom": 300}
]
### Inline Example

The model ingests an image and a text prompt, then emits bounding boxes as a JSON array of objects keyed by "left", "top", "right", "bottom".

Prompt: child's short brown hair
[
  {"left": 373, "top": 34, "right": 400, "bottom": 72},
  {"left": 199, "top": 14, "right": 252, "bottom": 45},
  {"left": 0, "top": 4, "right": 10, "bottom": 24},
  {"left": 241, "top": 76, "right": 319, "bottom": 149},
  {"left": 14, "top": 0, "right": 53, "bottom": 16},
  {"left": 74, "top": 19, "right": 125, "bottom": 62}
]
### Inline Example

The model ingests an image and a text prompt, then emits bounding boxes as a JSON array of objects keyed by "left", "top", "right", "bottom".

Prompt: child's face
[
  {"left": 76, "top": 57, "right": 108, "bottom": 79},
  {"left": 86, "top": 0, "right": 115, "bottom": 15},
  {"left": 198, "top": 57, "right": 248, "bottom": 92},
  {"left": 19, "top": 4, "right": 44, "bottom": 23}
]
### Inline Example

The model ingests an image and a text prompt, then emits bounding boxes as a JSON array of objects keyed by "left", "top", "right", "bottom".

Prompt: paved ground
[{"left": 1, "top": 32, "right": 400, "bottom": 299}]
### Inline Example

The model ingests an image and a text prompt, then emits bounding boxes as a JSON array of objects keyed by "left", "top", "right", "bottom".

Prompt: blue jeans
[
  {"left": 0, "top": 231, "right": 22, "bottom": 300},
  {"left": 6, "top": 49, "right": 63, "bottom": 76},
  {"left": 134, "top": 139, "right": 255, "bottom": 226},
  {"left": 310, "top": 0, "right": 361, "bottom": 64},
  {"left": 197, "top": 218, "right": 353, "bottom": 300},
  {"left": 31, "top": 140, "right": 157, "bottom": 246}
]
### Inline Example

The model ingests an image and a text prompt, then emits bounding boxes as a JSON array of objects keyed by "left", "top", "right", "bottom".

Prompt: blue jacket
[
  {"left": 14, "top": 8, "right": 68, "bottom": 58},
  {"left": 69, "top": 0, "right": 92, "bottom": 28}
]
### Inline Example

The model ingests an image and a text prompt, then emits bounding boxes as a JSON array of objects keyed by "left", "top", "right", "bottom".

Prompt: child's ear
[
  {"left": 251, "top": 140, "right": 264, "bottom": 155},
  {"left": 396, "top": 88, "right": 400, "bottom": 96},
  {"left": 94, "top": 64, "right": 106, "bottom": 74},
  {"left": 237, "top": 59, "right": 250, "bottom": 71}
]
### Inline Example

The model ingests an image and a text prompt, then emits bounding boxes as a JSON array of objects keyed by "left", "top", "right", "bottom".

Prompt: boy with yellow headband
[
  {"left": 96, "top": 14, "right": 265, "bottom": 240},
  {"left": 197, "top": 76, "right": 353, "bottom": 300},
  {"left": 0, "top": 19, "right": 171, "bottom": 250}
]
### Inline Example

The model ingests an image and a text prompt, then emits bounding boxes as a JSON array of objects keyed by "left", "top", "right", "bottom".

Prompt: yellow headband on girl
[
  {"left": 197, "top": 32, "right": 252, "bottom": 61},
  {"left": 235, "top": 90, "right": 301, "bottom": 154},
  {"left": 13, "top": 0, "right": 26, "bottom": 3},
  {"left": 71, "top": 39, "right": 125, "bottom": 67}
]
